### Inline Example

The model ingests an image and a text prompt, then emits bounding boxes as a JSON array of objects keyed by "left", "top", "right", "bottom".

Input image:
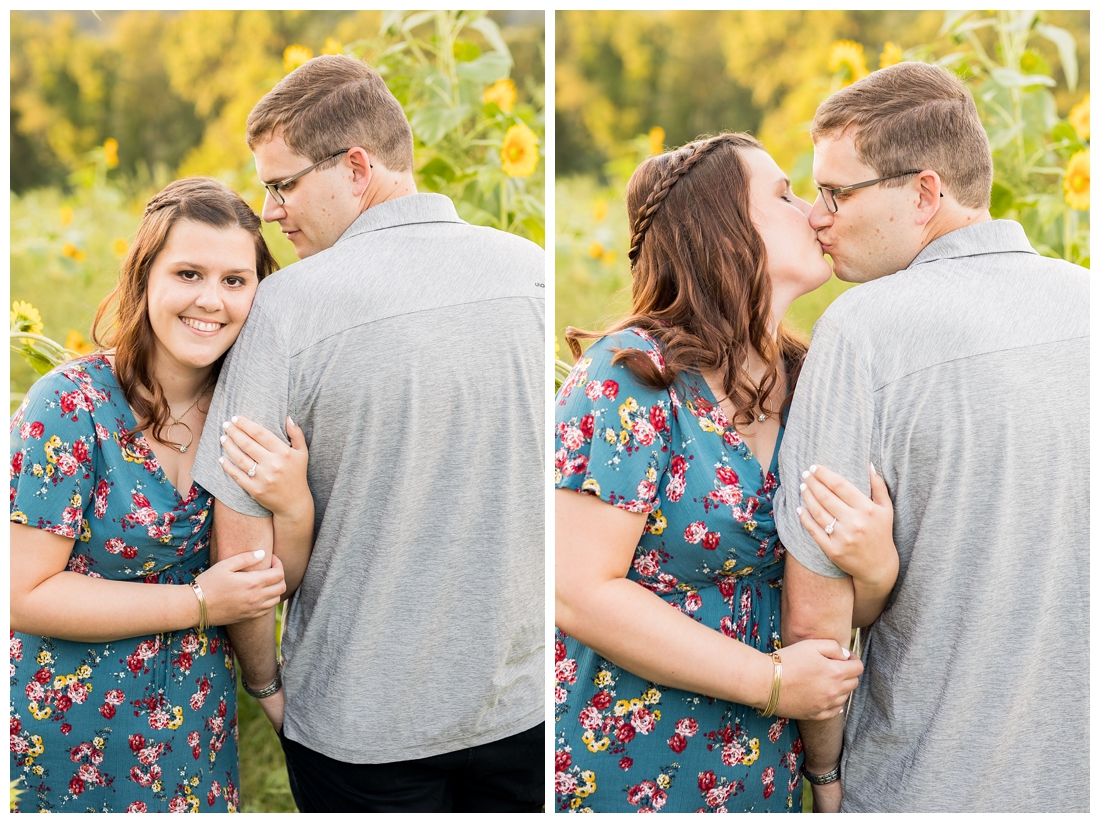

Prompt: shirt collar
[
  {"left": 336, "top": 193, "right": 464, "bottom": 244},
  {"left": 909, "top": 219, "right": 1038, "bottom": 268}
]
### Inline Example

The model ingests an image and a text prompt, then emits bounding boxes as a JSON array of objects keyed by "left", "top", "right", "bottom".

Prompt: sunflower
[
  {"left": 828, "top": 40, "right": 869, "bottom": 84},
  {"left": 501, "top": 122, "right": 539, "bottom": 178},
  {"left": 283, "top": 44, "right": 313, "bottom": 74},
  {"left": 103, "top": 138, "right": 119, "bottom": 169},
  {"left": 483, "top": 78, "right": 517, "bottom": 113},
  {"left": 1069, "top": 94, "right": 1089, "bottom": 142},
  {"left": 62, "top": 243, "right": 86, "bottom": 262},
  {"left": 879, "top": 42, "right": 904, "bottom": 69},
  {"left": 1063, "top": 150, "right": 1089, "bottom": 211},
  {"left": 10, "top": 301, "right": 43, "bottom": 335},
  {"left": 65, "top": 330, "right": 96, "bottom": 356},
  {"left": 649, "top": 126, "right": 665, "bottom": 157}
]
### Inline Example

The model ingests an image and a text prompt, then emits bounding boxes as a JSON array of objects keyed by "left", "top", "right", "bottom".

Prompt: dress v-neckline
[
  {"left": 694, "top": 375, "right": 784, "bottom": 481},
  {"left": 98, "top": 354, "right": 199, "bottom": 502}
]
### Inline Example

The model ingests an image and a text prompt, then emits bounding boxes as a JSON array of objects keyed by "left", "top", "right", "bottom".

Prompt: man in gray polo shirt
[
  {"left": 190, "top": 55, "right": 544, "bottom": 812},
  {"left": 775, "top": 62, "right": 1088, "bottom": 812}
]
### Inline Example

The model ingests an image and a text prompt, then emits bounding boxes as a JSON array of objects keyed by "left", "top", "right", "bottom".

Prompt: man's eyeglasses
[
  {"left": 263, "top": 149, "right": 350, "bottom": 205},
  {"left": 816, "top": 170, "right": 923, "bottom": 214}
]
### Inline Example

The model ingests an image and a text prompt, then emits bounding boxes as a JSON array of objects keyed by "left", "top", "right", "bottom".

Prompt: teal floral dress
[
  {"left": 553, "top": 330, "right": 803, "bottom": 813},
  {"left": 9, "top": 355, "right": 240, "bottom": 813}
]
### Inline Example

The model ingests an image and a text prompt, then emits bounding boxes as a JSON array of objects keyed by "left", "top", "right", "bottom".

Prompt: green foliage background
[
  {"left": 9, "top": 9, "right": 544, "bottom": 814},
  {"left": 555, "top": 10, "right": 1089, "bottom": 363}
]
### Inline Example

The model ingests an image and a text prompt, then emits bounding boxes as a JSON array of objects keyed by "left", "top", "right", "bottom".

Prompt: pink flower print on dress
[{"left": 684, "top": 521, "right": 707, "bottom": 544}]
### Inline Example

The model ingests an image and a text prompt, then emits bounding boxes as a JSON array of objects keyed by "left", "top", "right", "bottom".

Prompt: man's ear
[
  {"left": 914, "top": 170, "right": 942, "bottom": 226},
  {"left": 347, "top": 147, "right": 373, "bottom": 195}
]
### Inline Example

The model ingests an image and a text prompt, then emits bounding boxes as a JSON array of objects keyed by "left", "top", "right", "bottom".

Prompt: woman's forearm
[
  {"left": 12, "top": 573, "right": 200, "bottom": 642},
  {"left": 851, "top": 581, "right": 890, "bottom": 628},
  {"left": 557, "top": 578, "right": 774, "bottom": 710}
]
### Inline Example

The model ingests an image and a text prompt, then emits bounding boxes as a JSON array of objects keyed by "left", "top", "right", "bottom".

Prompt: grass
[{"left": 236, "top": 684, "right": 298, "bottom": 813}]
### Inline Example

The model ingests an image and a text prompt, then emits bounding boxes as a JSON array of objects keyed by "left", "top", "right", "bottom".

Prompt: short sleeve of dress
[
  {"left": 10, "top": 365, "right": 103, "bottom": 540},
  {"left": 554, "top": 330, "right": 676, "bottom": 513}
]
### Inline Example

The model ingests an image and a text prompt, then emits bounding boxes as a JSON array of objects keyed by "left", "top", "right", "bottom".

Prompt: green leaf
[
  {"left": 990, "top": 68, "right": 1056, "bottom": 89},
  {"left": 521, "top": 215, "right": 545, "bottom": 247},
  {"left": 410, "top": 104, "right": 473, "bottom": 146},
  {"left": 453, "top": 39, "right": 481, "bottom": 63},
  {"left": 418, "top": 155, "right": 456, "bottom": 184},
  {"left": 1035, "top": 23, "right": 1078, "bottom": 92},
  {"left": 397, "top": 10, "right": 435, "bottom": 33},
  {"left": 456, "top": 53, "right": 513, "bottom": 84},
  {"left": 989, "top": 181, "right": 1015, "bottom": 218},
  {"left": 467, "top": 15, "right": 511, "bottom": 58},
  {"left": 1050, "top": 121, "right": 1083, "bottom": 154}
]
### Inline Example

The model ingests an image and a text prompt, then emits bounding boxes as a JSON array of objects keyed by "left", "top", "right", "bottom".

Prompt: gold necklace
[{"left": 164, "top": 376, "right": 213, "bottom": 454}]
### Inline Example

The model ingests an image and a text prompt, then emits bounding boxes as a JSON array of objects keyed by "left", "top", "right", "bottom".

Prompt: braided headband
[{"left": 628, "top": 134, "right": 753, "bottom": 268}]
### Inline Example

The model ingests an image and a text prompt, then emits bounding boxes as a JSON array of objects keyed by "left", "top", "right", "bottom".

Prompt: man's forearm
[
  {"left": 782, "top": 554, "right": 855, "bottom": 803},
  {"left": 212, "top": 500, "right": 281, "bottom": 690},
  {"left": 227, "top": 610, "right": 279, "bottom": 690}
]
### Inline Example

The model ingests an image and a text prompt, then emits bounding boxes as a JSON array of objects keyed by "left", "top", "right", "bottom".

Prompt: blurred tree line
[{"left": 556, "top": 9, "right": 1088, "bottom": 180}]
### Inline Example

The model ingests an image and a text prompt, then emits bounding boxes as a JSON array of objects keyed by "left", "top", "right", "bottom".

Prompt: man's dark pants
[{"left": 279, "top": 722, "right": 544, "bottom": 812}]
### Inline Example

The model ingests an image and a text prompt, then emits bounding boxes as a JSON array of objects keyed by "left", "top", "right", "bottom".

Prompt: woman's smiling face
[{"left": 145, "top": 219, "right": 260, "bottom": 375}]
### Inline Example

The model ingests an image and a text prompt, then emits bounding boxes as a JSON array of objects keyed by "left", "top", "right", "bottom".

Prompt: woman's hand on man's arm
[
  {"left": 796, "top": 463, "right": 898, "bottom": 627},
  {"left": 556, "top": 489, "right": 861, "bottom": 719},
  {"left": 219, "top": 414, "right": 314, "bottom": 595}
]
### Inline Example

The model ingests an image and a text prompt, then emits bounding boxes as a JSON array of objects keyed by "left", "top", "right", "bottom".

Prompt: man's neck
[
  {"left": 922, "top": 206, "right": 992, "bottom": 247},
  {"left": 361, "top": 171, "right": 418, "bottom": 211}
]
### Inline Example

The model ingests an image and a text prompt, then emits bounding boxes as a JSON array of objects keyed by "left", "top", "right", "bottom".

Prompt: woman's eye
[
  {"left": 781, "top": 194, "right": 793, "bottom": 203},
  {"left": 224, "top": 276, "right": 246, "bottom": 288},
  {"left": 179, "top": 270, "right": 200, "bottom": 281}
]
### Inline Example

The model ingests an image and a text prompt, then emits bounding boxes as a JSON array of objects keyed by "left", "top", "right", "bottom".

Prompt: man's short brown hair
[
  {"left": 812, "top": 62, "right": 993, "bottom": 209},
  {"left": 247, "top": 54, "right": 414, "bottom": 173}
]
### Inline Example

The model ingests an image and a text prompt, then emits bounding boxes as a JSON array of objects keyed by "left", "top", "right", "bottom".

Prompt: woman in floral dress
[
  {"left": 10, "top": 178, "right": 314, "bottom": 812},
  {"left": 554, "top": 134, "right": 897, "bottom": 812}
]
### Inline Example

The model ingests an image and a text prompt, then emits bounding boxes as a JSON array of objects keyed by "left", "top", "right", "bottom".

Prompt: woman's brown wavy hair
[
  {"left": 566, "top": 133, "right": 808, "bottom": 428},
  {"left": 92, "top": 177, "right": 279, "bottom": 444}
]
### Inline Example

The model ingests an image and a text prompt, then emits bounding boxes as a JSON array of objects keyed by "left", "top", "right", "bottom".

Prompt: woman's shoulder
[
  {"left": 12, "top": 355, "right": 120, "bottom": 433},
  {"left": 560, "top": 328, "right": 668, "bottom": 393}
]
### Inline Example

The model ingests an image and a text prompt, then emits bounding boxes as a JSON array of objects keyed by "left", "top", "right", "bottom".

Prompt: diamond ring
[
  {"left": 247, "top": 462, "right": 257, "bottom": 478},
  {"left": 824, "top": 517, "right": 837, "bottom": 535}
]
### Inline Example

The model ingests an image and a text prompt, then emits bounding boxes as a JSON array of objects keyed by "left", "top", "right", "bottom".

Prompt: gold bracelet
[
  {"left": 189, "top": 580, "right": 209, "bottom": 633},
  {"left": 757, "top": 651, "right": 782, "bottom": 717}
]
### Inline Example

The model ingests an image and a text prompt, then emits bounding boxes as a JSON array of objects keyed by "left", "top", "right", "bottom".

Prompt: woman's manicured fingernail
[
  {"left": 842, "top": 648, "right": 851, "bottom": 659},
  {"left": 231, "top": 415, "right": 239, "bottom": 423},
  {"left": 253, "top": 549, "right": 265, "bottom": 559},
  {"left": 809, "top": 464, "right": 818, "bottom": 474},
  {"left": 870, "top": 461, "right": 877, "bottom": 475},
  {"left": 796, "top": 506, "right": 803, "bottom": 515},
  {"left": 287, "top": 416, "right": 295, "bottom": 427},
  {"left": 222, "top": 421, "right": 230, "bottom": 430},
  {"left": 220, "top": 435, "right": 226, "bottom": 443},
  {"left": 801, "top": 470, "right": 810, "bottom": 479},
  {"left": 799, "top": 483, "right": 807, "bottom": 492}
]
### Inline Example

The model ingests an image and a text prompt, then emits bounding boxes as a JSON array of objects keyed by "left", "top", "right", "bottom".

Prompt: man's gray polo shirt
[
  {"left": 192, "top": 193, "right": 545, "bottom": 763},
  {"left": 775, "top": 220, "right": 1088, "bottom": 812}
]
